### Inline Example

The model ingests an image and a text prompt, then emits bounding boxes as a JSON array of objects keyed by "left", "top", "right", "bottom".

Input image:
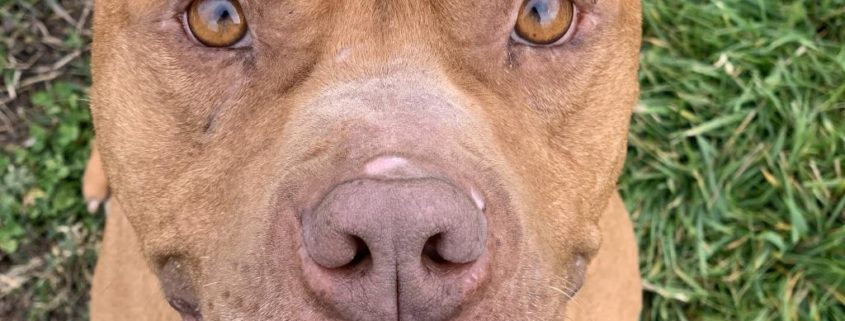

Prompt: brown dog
[{"left": 84, "top": 0, "right": 642, "bottom": 320}]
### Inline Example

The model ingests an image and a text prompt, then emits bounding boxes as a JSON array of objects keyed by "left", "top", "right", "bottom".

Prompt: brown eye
[
  {"left": 514, "top": 0, "right": 576, "bottom": 45},
  {"left": 187, "top": 0, "right": 248, "bottom": 47}
]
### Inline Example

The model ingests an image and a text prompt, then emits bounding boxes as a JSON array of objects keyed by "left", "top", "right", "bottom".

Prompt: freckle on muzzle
[{"left": 300, "top": 176, "right": 490, "bottom": 321}]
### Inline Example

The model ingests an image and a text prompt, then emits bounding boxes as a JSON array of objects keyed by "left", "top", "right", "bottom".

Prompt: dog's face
[{"left": 90, "top": 0, "right": 641, "bottom": 320}]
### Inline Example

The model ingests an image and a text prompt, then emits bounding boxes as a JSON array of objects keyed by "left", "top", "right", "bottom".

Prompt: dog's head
[{"left": 90, "top": 0, "right": 641, "bottom": 320}]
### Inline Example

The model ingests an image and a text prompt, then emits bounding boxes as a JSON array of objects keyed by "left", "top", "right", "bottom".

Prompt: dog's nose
[{"left": 301, "top": 175, "right": 489, "bottom": 321}]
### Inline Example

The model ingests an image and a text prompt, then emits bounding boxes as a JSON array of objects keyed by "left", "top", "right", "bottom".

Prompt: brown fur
[
  {"left": 86, "top": 0, "right": 643, "bottom": 320},
  {"left": 82, "top": 139, "right": 109, "bottom": 213}
]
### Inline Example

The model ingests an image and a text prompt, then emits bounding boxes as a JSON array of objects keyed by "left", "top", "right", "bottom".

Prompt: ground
[{"left": 0, "top": 0, "right": 843, "bottom": 320}]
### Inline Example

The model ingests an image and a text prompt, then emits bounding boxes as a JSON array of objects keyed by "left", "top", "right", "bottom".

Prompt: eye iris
[
  {"left": 515, "top": 0, "right": 575, "bottom": 45},
  {"left": 188, "top": 0, "right": 247, "bottom": 47}
]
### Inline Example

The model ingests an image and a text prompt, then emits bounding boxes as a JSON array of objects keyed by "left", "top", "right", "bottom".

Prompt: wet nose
[{"left": 301, "top": 177, "right": 489, "bottom": 321}]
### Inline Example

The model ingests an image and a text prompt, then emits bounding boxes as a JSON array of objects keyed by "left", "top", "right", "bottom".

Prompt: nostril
[
  {"left": 422, "top": 234, "right": 449, "bottom": 266},
  {"left": 421, "top": 233, "right": 481, "bottom": 274},
  {"left": 343, "top": 236, "right": 371, "bottom": 270},
  {"left": 315, "top": 235, "right": 372, "bottom": 274}
]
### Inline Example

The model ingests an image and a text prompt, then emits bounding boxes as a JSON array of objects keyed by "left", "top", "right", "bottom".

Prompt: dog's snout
[
  {"left": 288, "top": 79, "right": 501, "bottom": 320},
  {"left": 300, "top": 174, "right": 489, "bottom": 321}
]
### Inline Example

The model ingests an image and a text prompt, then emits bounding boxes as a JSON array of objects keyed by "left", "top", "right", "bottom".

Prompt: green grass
[
  {"left": 0, "top": 0, "right": 843, "bottom": 320},
  {"left": 1, "top": 0, "right": 98, "bottom": 319},
  {"left": 621, "top": 0, "right": 845, "bottom": 320}
]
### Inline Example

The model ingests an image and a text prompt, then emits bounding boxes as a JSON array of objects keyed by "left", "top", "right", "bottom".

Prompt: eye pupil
[
  {"left": 529, "top": 6, "right": 542, "bottom": 22},
  {"left": 215, "top": 5, "right": 238, "bottom": 26}
]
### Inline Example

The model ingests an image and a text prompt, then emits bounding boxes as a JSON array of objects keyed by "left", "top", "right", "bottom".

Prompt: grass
[
  {"left": 0, "top": 0, "right": 843, "bottom": 320},
  {"left": 0, "top": 0, "right": 98, "bottom": 319},
  {"left": 621, "top": 0, "right": 845, "bottom": 320}
]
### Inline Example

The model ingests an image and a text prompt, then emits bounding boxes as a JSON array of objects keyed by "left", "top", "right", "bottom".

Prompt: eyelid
[{"left": 511, "top": 4, "right": 581, "bottom": 47}]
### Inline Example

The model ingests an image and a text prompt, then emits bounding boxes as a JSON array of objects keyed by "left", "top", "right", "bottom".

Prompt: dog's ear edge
[{"left": 83, "top": 138, "right": 111, "bottom": 214}]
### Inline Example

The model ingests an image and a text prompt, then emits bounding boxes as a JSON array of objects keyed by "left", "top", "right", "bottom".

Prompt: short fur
[{"left": 85, "top": 0, "right": 643, "bottom": 320}]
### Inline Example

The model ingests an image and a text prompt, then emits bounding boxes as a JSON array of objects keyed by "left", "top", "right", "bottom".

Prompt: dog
[{"left": 83, "top": 0, "right": 643, "bottom": 320}]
